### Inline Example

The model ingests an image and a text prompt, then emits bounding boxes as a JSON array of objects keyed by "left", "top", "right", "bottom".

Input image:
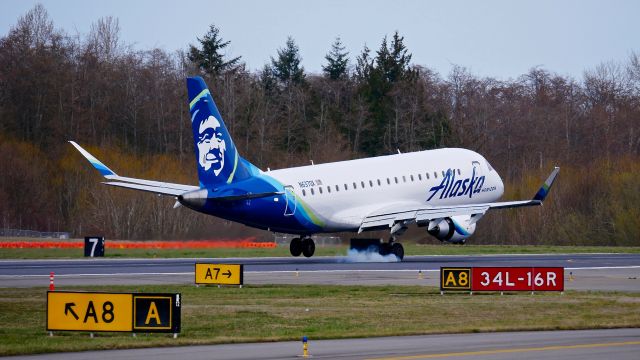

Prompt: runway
[
  {"left": 9, "top": 328, "right": 640, "bottom": 359},
  {"left": 1, "top": 253, "right": 639, "bottom": 290}
]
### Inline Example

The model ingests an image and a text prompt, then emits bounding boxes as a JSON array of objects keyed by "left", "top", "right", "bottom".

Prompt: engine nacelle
[{"left": 427, "top": 215, "right": 476, "bottom": 244}]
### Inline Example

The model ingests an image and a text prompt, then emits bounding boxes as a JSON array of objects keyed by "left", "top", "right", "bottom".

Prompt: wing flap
[
  {"left": 416, "top": 204, "right": 490, "bottom": 221},
  {"left": 359, "top": 204, "right": 490, "bottom": 233}
]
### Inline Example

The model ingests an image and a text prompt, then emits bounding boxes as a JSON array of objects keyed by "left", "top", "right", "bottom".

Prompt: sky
[{"left": 1, "top": 0, "right": 639, "bottom": 80}]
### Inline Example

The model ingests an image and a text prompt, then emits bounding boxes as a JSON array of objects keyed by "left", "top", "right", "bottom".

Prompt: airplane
[{"left": 70, "top": 76, "right": 559, "bottom": 261}]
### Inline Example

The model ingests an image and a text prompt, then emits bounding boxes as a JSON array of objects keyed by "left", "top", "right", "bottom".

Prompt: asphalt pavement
[
  {"left": 7, "top": 328, "right": 640, "bottom": 360},
  {"left": 1, "top": 253, "right": 639, "bottom": 290}
]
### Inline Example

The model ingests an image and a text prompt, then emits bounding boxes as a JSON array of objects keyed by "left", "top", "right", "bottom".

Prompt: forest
[{"left": 1, "top": 4, "right": 639, "bottom": 245}]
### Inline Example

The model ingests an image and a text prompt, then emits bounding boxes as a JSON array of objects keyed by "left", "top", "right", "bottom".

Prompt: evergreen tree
[
  {"left": 188, "top": 24, "right": 241, "bottom": 76},
  {"left": 375, "top": 31, "right": 413, "bottom": 83},
  {"left": 322, "top": 37, "right": 349, "bottom": 80},
  {"left": 354, "top": 32, "right": 415, "bottom": 156},
  {"left": 271, "top": 36, "right": 305, "bottom": 85},
  {"left": 354, "top": 45, "right": 374, "bottom": 82},
  {"left": 260, "top": 63, "right": 278, "bottom": 94}
]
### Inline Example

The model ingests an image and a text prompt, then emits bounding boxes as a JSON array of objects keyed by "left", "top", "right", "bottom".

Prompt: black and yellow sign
[
  {"left": 47, "top": 291, "right": 180, "bottom": 333},
  {"left": 133, "top": 294, "right": 180, "bottom": 332},
  {"left": 195, "top": 263, "right": 243, "bottom": 285},
  {"left": 440, "top": 267, "right": 471, "bottom": 290}
]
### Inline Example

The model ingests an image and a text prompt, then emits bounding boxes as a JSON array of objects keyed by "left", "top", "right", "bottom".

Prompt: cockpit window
[{"left": 486, "top": 160, "right": 494, "bottom": 171}]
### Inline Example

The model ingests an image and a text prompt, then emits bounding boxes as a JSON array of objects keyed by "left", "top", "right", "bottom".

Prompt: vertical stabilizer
[{"left": 187, "top": 77, "right": 251, "bottom": 188}]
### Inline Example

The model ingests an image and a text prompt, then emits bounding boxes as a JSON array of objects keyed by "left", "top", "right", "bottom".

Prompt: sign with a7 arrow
[{"left": 195, "top": 263, "right": 243, "bottom": 286}]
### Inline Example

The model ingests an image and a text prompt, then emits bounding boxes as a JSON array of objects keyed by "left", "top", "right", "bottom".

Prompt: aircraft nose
[{"left": 496, "top": 173, "right": 505, "bottom": 197}]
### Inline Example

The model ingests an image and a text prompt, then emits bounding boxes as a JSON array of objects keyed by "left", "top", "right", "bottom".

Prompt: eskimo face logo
[{"left": 197, "top": 115, "right": 226, "bottom": 176}]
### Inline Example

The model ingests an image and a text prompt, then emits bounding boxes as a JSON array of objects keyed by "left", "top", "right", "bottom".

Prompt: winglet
[
  {"left": 68, "top": 141, "right": 117, "bottom": 177},
  {"left": 532, "top": 166, "right": 560, "bottom": 202}
]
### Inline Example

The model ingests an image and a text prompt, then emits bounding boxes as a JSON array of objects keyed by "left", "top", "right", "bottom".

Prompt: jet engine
[{"left": 427, "top": 215, "right": 476, "bottom": 244}]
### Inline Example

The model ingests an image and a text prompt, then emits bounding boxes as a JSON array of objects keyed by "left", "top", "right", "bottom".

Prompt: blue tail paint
[{"left": 187, "top": 77, "right": 251, "bottom": 188}]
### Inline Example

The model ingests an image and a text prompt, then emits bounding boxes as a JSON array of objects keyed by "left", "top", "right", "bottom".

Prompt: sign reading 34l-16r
[
  {"left": 47, "top": 291, "right": 180, "bottom": 333},
  {"left": 440, "top": 267, "right": 564, "bottom": 292},
  {"left": 472, "top": 267, "right": 563, "bottom": 291}
]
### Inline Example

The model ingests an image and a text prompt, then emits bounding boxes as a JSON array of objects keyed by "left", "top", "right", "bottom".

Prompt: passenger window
[
  {"left": 327, "top": 186, "right": 331, "bottom": 193},
  {"left": 353, "top": 182, "right": 357, "bottom": 189},
  {"left": 394, "top": 177, "right": 398, "bottom": 184},
  {"left": 410, "top": 175, "right": 414, "bottom": 182},
  {"left": 335, "top": 185, "right": 339, "bottom": 192},
  {"left": 302, "top": 189, "right": 306, "bottom": 196},
  {"left": 457, "top": 169, "right": 461, "bottom": 175},
  {"left": 310, "top": 188, "right": 315, "bottom": 195},
  {"left": 434, "top": 172, "right": 438, "bottom": 179},
  {"left": 344, "top": 184, "right": 348, "bottom": 190},
  {"left": 369, "top": 180, "right": 373, "bottom": 187},
  {"left": 426, "top": 173, "right": 430, "bottom": 179},
  {"left": 402, "top": 176, "right": 406, "bottom": 183},
  {"left": 418, "top": 174, "right": 422, "bottom": 181},
  {"left": 442, "top": 171, "right": 445, "bottom": 177},
  {"left": 361, "top": 181, "right": 365, "bottom": 188},
  {"left": 387, "top": 178, "right": 391, "bottom": 185},
  {"left": 377, "top": 179, "right": 381, "bottom": 186},
  {"left": 319, "top": 187, "right": 323, "bottom": 194}
]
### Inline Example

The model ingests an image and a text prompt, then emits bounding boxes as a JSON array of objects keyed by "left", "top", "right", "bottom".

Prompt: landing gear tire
[
  {"left": 301, "top": 238, "right": 315, "bottom": 258},
  {"left": 290, "top": 237, "right": 302, "bottom": 257},
  {"left": 379, "top": 243, "right": 392, "bottom": 256},
  {"left": 391, "top": 243, "right": 404, "bottom": 260}
]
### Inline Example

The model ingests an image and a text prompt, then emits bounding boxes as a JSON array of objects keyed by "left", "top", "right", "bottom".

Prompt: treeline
[{"left": 0, "top": 5, "right": 639, "bottom": 245}]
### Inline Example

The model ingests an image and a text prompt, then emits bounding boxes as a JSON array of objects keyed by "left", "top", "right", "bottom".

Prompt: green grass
[
  {"left": 1, "top": 240, "right": 639, "bottom": 259},
  {"left": 1, "top": 285, "right": 639, "bottom": 355}
]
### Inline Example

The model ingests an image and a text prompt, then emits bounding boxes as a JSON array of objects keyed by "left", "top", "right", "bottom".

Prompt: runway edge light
[{"left": 302, "top": 335, "right": 310, "bottom": 357}]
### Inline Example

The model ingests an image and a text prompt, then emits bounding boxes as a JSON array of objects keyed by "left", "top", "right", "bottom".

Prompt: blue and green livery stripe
[
  {"left": 533, "top": 183, "right": 549, "bottom": 201},
  {"left": 226, "top": 151, "right": 239, "bottom": 184},
  {"left": 91, "top": 161, "right": 115, "bottom": 177},
  {"left": 189, "top": 89, "right": 210, "bottom": 110},
  {"left": 452, "top": 218, "right": 471, "bottom": 236},
  {"left": 261, "top": 175, "right": 325, "bottom": 228}
]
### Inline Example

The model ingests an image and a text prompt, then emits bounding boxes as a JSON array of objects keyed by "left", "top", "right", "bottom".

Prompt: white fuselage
[{"left": 266, "top": 148, "right": 505, "bottom": 232}]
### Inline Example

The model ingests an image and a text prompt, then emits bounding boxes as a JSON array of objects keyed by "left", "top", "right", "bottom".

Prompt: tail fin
[{"left": 187, "top": 77, "right": 251, "bottom": 188}]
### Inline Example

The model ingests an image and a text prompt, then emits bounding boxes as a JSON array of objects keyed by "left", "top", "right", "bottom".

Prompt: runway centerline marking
[{"left": 367, "top": 340, "right": 640, "bottom": 359}]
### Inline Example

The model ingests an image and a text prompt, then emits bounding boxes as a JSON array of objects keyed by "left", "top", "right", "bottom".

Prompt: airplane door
[
  {"left": 283, "top": 185, "right": 297, "bottom": 216},
  {"left": 471, "top": 160, "right": 484, "bottom": 194},
  {"left": 472, "top": 160, "right": 482, "bottom": 177}
]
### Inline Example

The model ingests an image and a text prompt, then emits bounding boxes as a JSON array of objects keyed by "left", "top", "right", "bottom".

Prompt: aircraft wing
[
  {"left": 69, "top": 141, "right": 198, "bottom": 196},
  {"left": 358, "top": 167, "right": 559, "bottom": 233}
]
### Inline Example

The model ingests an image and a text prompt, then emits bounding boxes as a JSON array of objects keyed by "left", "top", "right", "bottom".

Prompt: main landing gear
[
  {"left": 379, "top": 238, "right": 404, "bottom": 260},
  {"left": 290, "top": 237, "right": 315, "bottom": 257}
]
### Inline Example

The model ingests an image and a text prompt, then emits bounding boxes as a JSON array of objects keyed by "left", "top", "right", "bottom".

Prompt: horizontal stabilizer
[
  {"left": 102, "top": 182, "right": 186, "bottom": 196},
  {"left": 69, "top": 141, "right": 116, "bottom": 176},
  {"left": 70, "top": 141, "right": 198, "bottom": 196}
]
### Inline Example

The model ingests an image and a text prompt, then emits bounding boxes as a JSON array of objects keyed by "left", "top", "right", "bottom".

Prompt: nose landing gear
[{"left": 289, "top": 237, "right": 315, "bottom": 257}]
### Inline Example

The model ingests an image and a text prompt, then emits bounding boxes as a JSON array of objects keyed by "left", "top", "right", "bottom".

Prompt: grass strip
[{"left": 1, "top": 284, "right": 639, "bottom": 356}]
